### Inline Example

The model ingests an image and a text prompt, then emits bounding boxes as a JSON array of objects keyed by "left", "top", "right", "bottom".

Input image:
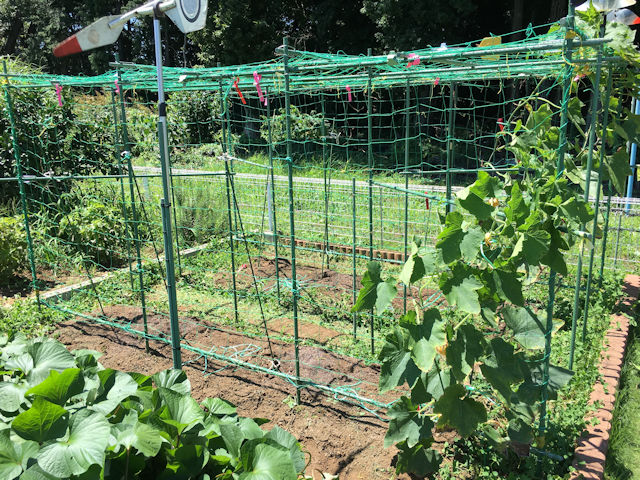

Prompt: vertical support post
[
  {"left": 283, "top": 37, "right": 301, "bottom": 405},
  {"left": 2, "top": 62, "right": 40, "bottom": 307},
  {"left": 153, "top": 14, "right": 181, "bottom": 369},
  {"left": 582, "top": 68, "right": 613, "bottom": 342},
  {"left": 625, "top": 97, "right": 640, "bottom": 212},
  {"left": 613, "top": 208, "right": 622, "bottom": 268},
  {"left": 403, "top": 78, "right": 410, "bottom": 314},
  {"left": 321, "top": 93, "right": 330, "bottom": 274},
  {"left": 570, "top": 17, "right": 604, "bottom": 358},
  {"left": 224, "top": 159, "right": 239, "bottom": 324},
  {"left": 366, "top": 48, "right": 375, "bottom": 356},
  {"left": 352, "top": 178, "right": 358, "bottom": 340},
  {"left": 110, "top": 89, "right": 135, "bottom": 291},
  {"left": 539, "top": 0, "right": 575, "bottom": 443},
  {"left": 116, "top": 66, "right": 150, "bottom": 353},
  {"left": 445, "top": 82, "right": 457, "bottom": 213},
  {"left": 599, "top": 185, "right": 613, "bottom": 285},
  {"left": 265, "top": 88, "right": 281, "bottom": 303}
]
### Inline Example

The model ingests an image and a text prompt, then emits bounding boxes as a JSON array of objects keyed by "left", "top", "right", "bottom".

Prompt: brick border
[{"left": 570, "top": 274, "right": 640, "bottom": 480}]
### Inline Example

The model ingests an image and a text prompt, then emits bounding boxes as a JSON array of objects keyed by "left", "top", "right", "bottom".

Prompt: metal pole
[
  {"left": 539, "top": 0, "right": 575, "bottom": 442},
  {"left": 116, "top": 56, "right": 149, "bottom": 353},
  {"left": 352, "top": 178, "right": 358, "bottom": 339},
  {"left": 110, "top": 90, "right": 135, "bottom": 291},
  {"left": 283, "top": 37, "right": 301, "bottom": 405},
  {"left": 153, "top": 13, "right": 181, "bottom": 369},
  {"left": 403, "top": 79, "right": 410, "bottom": 314},
  {"left": 445, "top": 83, "right": 457, "bottom": 213},
  {"left": 599, "top": 185, "right": 613, "bottom": 285},
  {"left": 581, "top": 68, "right": 613, "bottom": 343},
  {"left": 265, "top": 88, "right": 281, "bottom": 303},
  {"left": 367, "top": 48, "right": 375, "bottom": 356},
  {"left": 613, "top": 207, "right": 622, "bottom": 268},
  {"left": 569, "top": 17, "right": 604, "bottom": 355},
  {"left": 224, "top": 158, "right": 239, "bottom": 324},
  {"left": 2, "top": 61, "right": 40, "bottom": 307},
  {"left": 321, "top": 93, "right": 330, "bottom": 274}
]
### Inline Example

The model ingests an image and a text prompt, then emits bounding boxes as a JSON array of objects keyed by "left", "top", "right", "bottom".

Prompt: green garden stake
[
  {"left": 367, "top": 48, "right": 375, "bottom": 356},
  {"left": 570, "top": 18, "right": 605, "bottom": 348},
  {"left": 352, "top": 178, "right": 358, "bottom": 340},
  {"left": 224, "top": 159, "right": 239, "bottom": 325},
  {"left": 321, "top": 93, "right": 330, "bottom": 276},
  {"left": 110, "top": 89, "right": 135, "bottom": 292},
  {"left": 599, "top": 183, "right": 613, "bottom": 286},
  {"left": 445, "top": 83, "right": 457, "bottom": 213},
  {"left": 2, "top": 61, "right": 40, "bottom": 309},
  {"left": 283, "top": 37, "right": 302, "bottom": 405},
  {"left": 265, "top": 88, "right": 281, "bottom": 303},
  {"left": 403, "top": 79, "right": 410, "bottom": 314},
  {"left": 613, "top": 208, "right": 622, "bottom": 268},
  {"left": 540, "top": 0, "right": 575, "bottom": 449},
  {"left": 153, "top": 14, "right": 182, "bottom": 369},
  {"left": 582, "top": 66, "right": 613, "bottom": 344}
]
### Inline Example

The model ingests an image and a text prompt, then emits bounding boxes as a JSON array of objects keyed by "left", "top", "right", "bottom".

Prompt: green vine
[{"left": 352, "top": 8, "right": 638, "bottom": 477}]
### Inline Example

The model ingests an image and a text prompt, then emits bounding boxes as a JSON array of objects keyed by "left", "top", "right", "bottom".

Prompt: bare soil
[{"left": 56, "top": 309, "right": 409, "bottom": 480}]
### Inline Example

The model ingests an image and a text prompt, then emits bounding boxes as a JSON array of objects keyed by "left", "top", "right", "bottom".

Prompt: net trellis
[{"left": 1, "top": 21, "right": 638, "bottom": 422}]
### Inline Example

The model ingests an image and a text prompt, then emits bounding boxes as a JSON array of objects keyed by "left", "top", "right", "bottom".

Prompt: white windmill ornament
[
  {"left": 53, "top": 0, "right": 208, "bottom": 57},
  {"left": 575, "top": 0, "right": 636, "bottom": 12}
]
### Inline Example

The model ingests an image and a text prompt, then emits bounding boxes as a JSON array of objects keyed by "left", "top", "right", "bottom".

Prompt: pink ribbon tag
[
  {"left": 114, "top": 79, "right": 120, "bottom": 94},
  {"left": 55, "top": 84, "right": 63, "bottom": 107},
  {"left": 253, "top": 71, "right": 267, "bottom": 106},
  {"left": 346, "top": 85, "right": 352, "bottom": 102},
  {"left": 434, "top": 77, "right": 440, "bottom": 86},
  {"left": 407, "top": 53, "right": 420, "bottom": 67}
]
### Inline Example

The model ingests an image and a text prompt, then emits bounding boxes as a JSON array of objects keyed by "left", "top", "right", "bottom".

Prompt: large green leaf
[
  {"left": 0, "top": 381, "right": 29, "bottom": 413},
  {"left": 480, "top": 338, "right": 527, "bottom": 403},
  {"left": 384, "top": 396, "right": 434, "bottom": 448},
  {"left": 512, "top": 230, "right": 550, "bottom": 266},
  {"left": 399, "top": 243, "right": 437, "bottom": 286},
  {"left": 158, "top": 387, "right": 204, "bottom": 434},
  {"left": 446, "top": 324, "right": 486, "bottom": 381},
  {"left": 26, "top": 339, "right": 77, "bottom": 385},
  {"left": 110, "top": 410, "right": 165, "bottom": 457},
  {"left": 604, "top": 149, "right": 633, "bottom": 195},
  {"left": 201, "top": 398, "right": 237, "bottom": 416},
  {"left": 26, "top": 368, "right": 84, "bottom": 406},
  {"left": 457, "top": 190, "right": 494, "bottom": 221},
  {"left": 439, "top": 268, "right": 484, "bottom": 315},
  {"left": 0, "top": 430, "right": 39, "bottom": 480},
  {"left": 265, "top": 426, "right": 305, "bottom": 473},
  {"left": 12, "top": 397, "right": 68, "bottom": 443},
  {"left": 505, "top": 182, "right": 529, "bottom": 227},
  {"left": 436, "top": 211, "right": 465, "bottom": 264},
  {"left": 493, "top": 270, "right": 524, "bottom": 306},
  {"left": 395, "top": 441, "right": 442, "bottom": 476},
  {"left": 153, "top": 369, "right": 191, "bottom": 395},
  {"left": 502, "top": 306, "right": 547, "bottom": 350},
  {"left": 37, "top": 409, "right": 110, "bottom": 478},
  {"left": 519, "top": 364, "right": 574, "bottom": 402},
  {"left": 434, "top": 384, "right": 487, "bottom": 437},
  {"left": 91, "top": 369, "right": 140, "bottom": 414},
  {"left": 238, "top": 443, "right": 298, "bottom": 480},
  {"left": 351, "top": 262, "right": 397, "bottom": 314},
  {"left": 409, "top": 309, "right": 447, "bottom": 372},
  {"left": 378, "top": 326, "right": 414, "bottom": 393},
  {"left": 459, "top": 227, "right": 484, "bottom": 262}
]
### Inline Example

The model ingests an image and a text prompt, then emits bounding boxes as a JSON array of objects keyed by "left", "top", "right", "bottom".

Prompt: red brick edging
[{"left": 570, "top": 274, "right": 640, "bottom": 480}]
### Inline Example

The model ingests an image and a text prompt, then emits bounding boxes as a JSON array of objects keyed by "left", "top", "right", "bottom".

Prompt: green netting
[{"left": 1, "top": 21, "right": 639, "bottom": 420}]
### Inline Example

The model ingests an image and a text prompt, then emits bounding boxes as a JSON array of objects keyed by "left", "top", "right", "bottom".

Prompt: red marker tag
[
  {"left": 114, "top": 79, "right": 120, "bottom": 94},
  {"left": 55, "top": 84, "right": 63, "bottom": 106},
  {"left": 233, "top": 77, "right": 247, "bottom": 105},
  {"left": 346, "top": 85, "right": 352, "bottom": 102},
  {"left": 497, "top": 117, "right": 505, "bottom": 132},
  {"left": 434, "top": 77, "right": 440, "bottom": 86},
  {"left": 425, "top": 193, "right": 430, "bottom": 210}
]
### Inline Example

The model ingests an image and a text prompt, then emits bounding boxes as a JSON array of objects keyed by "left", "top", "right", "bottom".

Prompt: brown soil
[
  {"left": 0, "top": 267, "right": 81, "bottom": 304},
  {"left": 56, "top": 307, "right": 409, "bottom": 480}
]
